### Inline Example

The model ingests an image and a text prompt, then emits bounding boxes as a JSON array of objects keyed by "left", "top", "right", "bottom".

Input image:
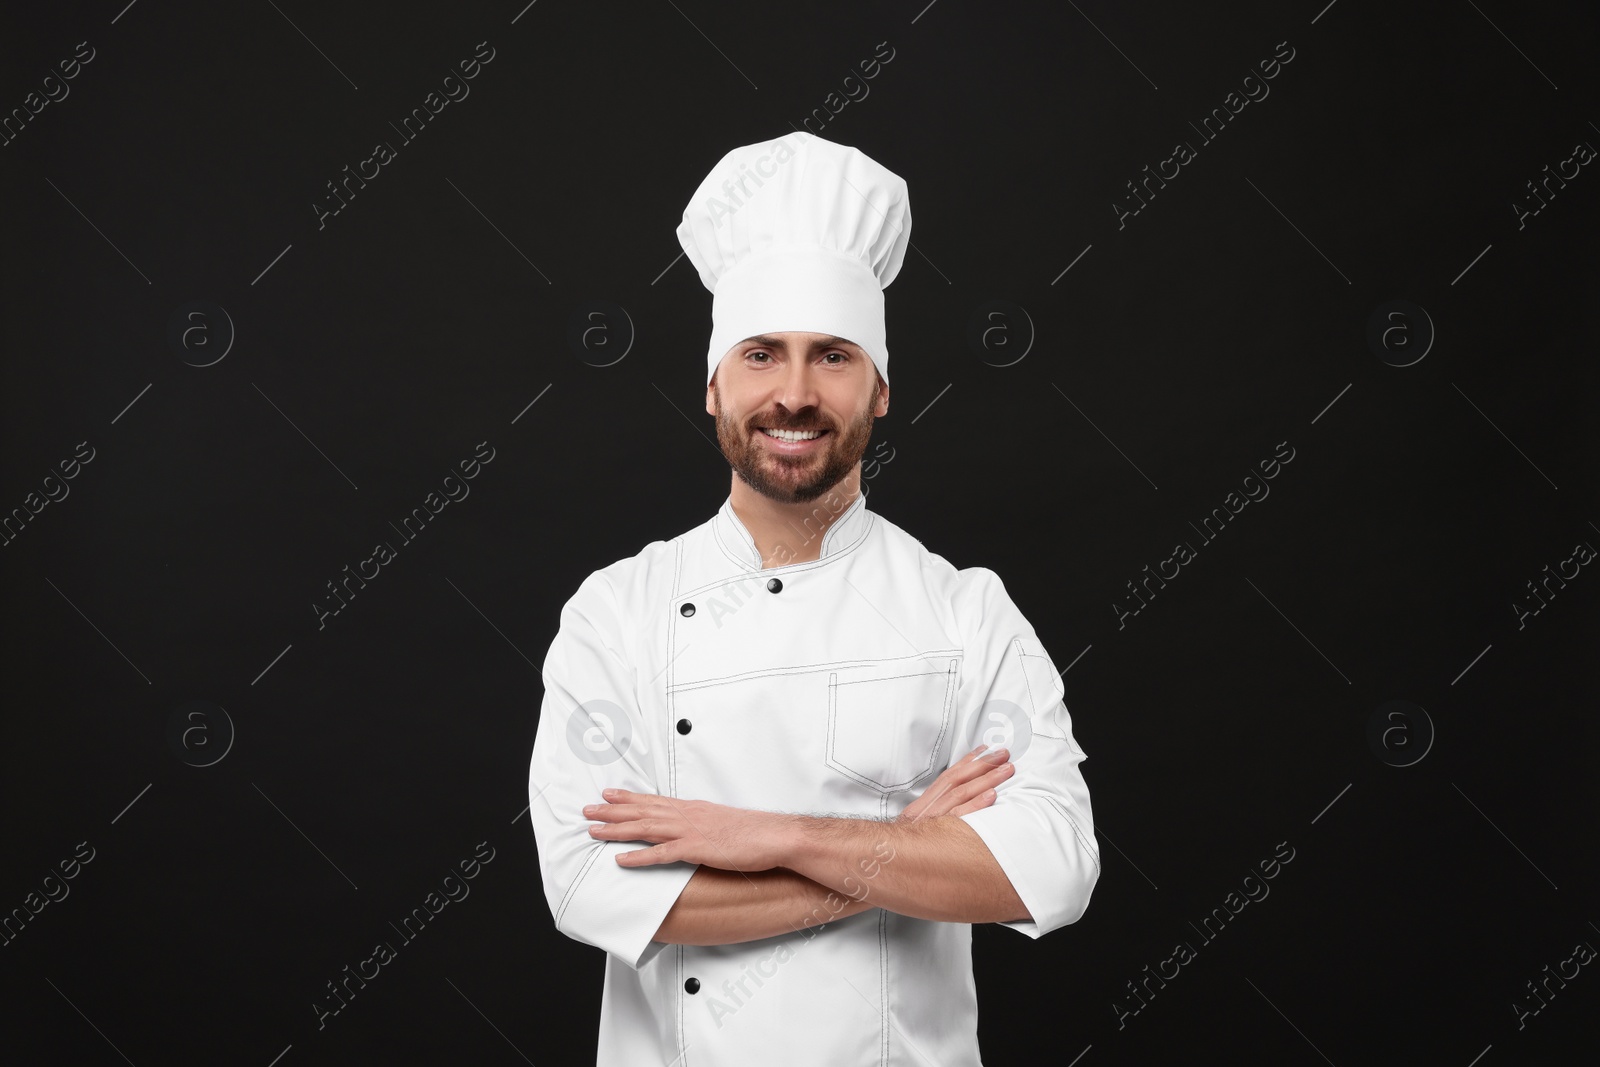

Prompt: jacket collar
[{"left": 714, "top": 488, "right": 874, "bottom": 572}]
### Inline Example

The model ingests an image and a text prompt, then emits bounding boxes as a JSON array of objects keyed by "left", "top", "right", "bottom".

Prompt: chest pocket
[{"left": 825, "top": 656, "right": 960, "bottom": 794}]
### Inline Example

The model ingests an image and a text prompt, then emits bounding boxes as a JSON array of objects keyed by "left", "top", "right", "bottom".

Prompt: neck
[{"left": 729, "top": 467, "right": 862, "bottom": 568}]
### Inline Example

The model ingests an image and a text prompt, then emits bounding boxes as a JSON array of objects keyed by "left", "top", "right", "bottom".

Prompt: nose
[{"left": 769, "top": 357, "right": 824, "bottom": 420}]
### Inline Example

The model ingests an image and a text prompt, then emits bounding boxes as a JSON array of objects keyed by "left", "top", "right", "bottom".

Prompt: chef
[{"left": 527, "top": 130, "right": 1100, "bottom": 1066}]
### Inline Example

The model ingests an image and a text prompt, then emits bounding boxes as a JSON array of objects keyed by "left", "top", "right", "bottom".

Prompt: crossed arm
[{"left": 581, "top": 746, "right": 1029, "bottom": 946}]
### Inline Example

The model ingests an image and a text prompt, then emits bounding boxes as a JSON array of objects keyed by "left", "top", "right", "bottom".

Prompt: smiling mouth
[{"left": 756, "top": 427, "right": 828, "bottom": 442}]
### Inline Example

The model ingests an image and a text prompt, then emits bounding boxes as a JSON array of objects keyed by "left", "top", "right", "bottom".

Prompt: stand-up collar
[{"left": 713, "top": 488, "right": 874, "bottom": 572}]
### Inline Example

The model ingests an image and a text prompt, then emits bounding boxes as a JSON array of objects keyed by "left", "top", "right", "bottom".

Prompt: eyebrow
[{"left": 738, "top": 334, "right": 859, "bottom": 352}]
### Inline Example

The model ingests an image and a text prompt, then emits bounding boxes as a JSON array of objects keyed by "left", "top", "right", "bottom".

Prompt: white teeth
[{"left": 761, "top": 428, "right": 823, "bottom": 442}]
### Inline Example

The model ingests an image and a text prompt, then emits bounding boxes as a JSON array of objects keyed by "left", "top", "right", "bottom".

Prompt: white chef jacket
[{"left": 527, "top": 490, "right": 1100, "bottom": 1066}]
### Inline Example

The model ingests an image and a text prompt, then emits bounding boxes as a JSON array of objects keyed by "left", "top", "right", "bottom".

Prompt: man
[{"left": 527, "top": 131, "right": 1100, "bottom": 1065}]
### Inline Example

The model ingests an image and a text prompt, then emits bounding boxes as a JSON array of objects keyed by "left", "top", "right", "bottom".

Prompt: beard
[{"left": 712, "top": 376, "right": 877, "bottom": 504}]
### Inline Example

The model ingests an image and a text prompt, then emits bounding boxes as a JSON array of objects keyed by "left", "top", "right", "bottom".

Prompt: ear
[
  {"left": 873, "top": 373, "right": 889, "bottom": 417},
  {"left": 705, "top": 379, "right": 717, "bottom": 416}
]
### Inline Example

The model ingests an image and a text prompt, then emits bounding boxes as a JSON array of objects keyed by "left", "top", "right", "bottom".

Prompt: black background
[{"left": 2, "top": 1, "right": 1597, "bottom": 1064}]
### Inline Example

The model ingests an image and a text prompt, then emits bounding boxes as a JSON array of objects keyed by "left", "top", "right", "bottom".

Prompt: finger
[
  {"left": 911, "top": 778, "right": 960, "bottom": 813},
  {"left": 948, "top": 788, "right": 998, "bottom": 817},
  {"left": 902, "top": 751, "right": 1013, "bottom": 820},
  {"left": 601, "top": 788, "right": 647, "bottom": 802},
  {"left": 904, "top": 777, "right": 971, "bottom": 820},
  {"left": 615, "top": 842, "right": 674, "bottom": 867},
  {"left": 941, "top": 762, "right": 1013, "bottom": 807},
  {"left": 921, "top": 763, "right": 987, "bottom": 805},
  {"left": 950, "top": 745, "right": 1001, "bottom": 770},
  {"left": 928, "top": 760, "right": 1015, "bottom": 813},
  {"left": 971, "top": 760, "right": 1016, "bottom": 789},
  {"left": 921, "top": 758, "right": 1004, "bottom": 809},
  {"left": 582, "top": 802, "right": 647, "bottom": 822},
  {"left": 946, "top": 748, "right": 1011, "bottom": 783},
  {"left": 589, "top": 819, "right": 669, "bottom": 841}
]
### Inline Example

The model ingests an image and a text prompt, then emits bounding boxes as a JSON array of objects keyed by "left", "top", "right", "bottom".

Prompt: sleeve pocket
[{"left": 1013, "top": 637, "right": 1070, "bottom": 741}]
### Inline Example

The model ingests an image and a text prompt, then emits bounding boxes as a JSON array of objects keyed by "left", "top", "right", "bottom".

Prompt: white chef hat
[{"left": 676, "top": 131, "right": 912, "bottom": 388}]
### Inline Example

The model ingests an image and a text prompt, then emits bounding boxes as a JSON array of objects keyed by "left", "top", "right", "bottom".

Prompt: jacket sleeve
[
  {"left": 951, "top": 565, "right": 1101, "bottom": 937},
  {"left": 527, "top": 569, "right": 697, "bottom": 970}
]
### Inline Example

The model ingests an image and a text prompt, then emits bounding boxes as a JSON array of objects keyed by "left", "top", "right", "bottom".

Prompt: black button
[
  {"left": 685, "top": 977, "right": 700, "bottom": 994},
  {"left": 680, "top": 602, "right": 695, "bottom": 616},
  {"left": 676, "top": 719, "right": 692, "bottom": 735},
  {"left": 766, "top": 578, "right": 783, "bottom": 593}
]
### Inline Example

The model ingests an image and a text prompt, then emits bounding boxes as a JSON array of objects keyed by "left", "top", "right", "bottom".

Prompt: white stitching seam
[
  {"left": 1044, "top": 795, "right": 1102, "bottom": 877},
  {"left": 554, "top": 842, "right": 605, "bottom": 932}
]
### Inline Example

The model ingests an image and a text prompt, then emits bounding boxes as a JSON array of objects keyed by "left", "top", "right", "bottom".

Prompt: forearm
[
  {"left": 782, "top": 814, "right": 1029, "bottom": 924},
  {"left": 653, "top": 865, "right": 874, "bottom": 946}
]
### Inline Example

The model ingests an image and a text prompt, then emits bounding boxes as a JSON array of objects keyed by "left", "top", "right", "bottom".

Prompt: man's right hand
[{"left": 897, "top": 745, "right": 1014, "bottom": 822}]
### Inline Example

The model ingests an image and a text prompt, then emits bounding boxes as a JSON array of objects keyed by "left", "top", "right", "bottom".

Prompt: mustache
[{"left": 750, "top": 419, "right": 830, "bottom": 432}]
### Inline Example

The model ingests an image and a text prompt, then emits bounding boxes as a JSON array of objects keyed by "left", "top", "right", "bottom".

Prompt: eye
[{"left": 823, "top": 351, "right": 850, "bottom": 364}]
